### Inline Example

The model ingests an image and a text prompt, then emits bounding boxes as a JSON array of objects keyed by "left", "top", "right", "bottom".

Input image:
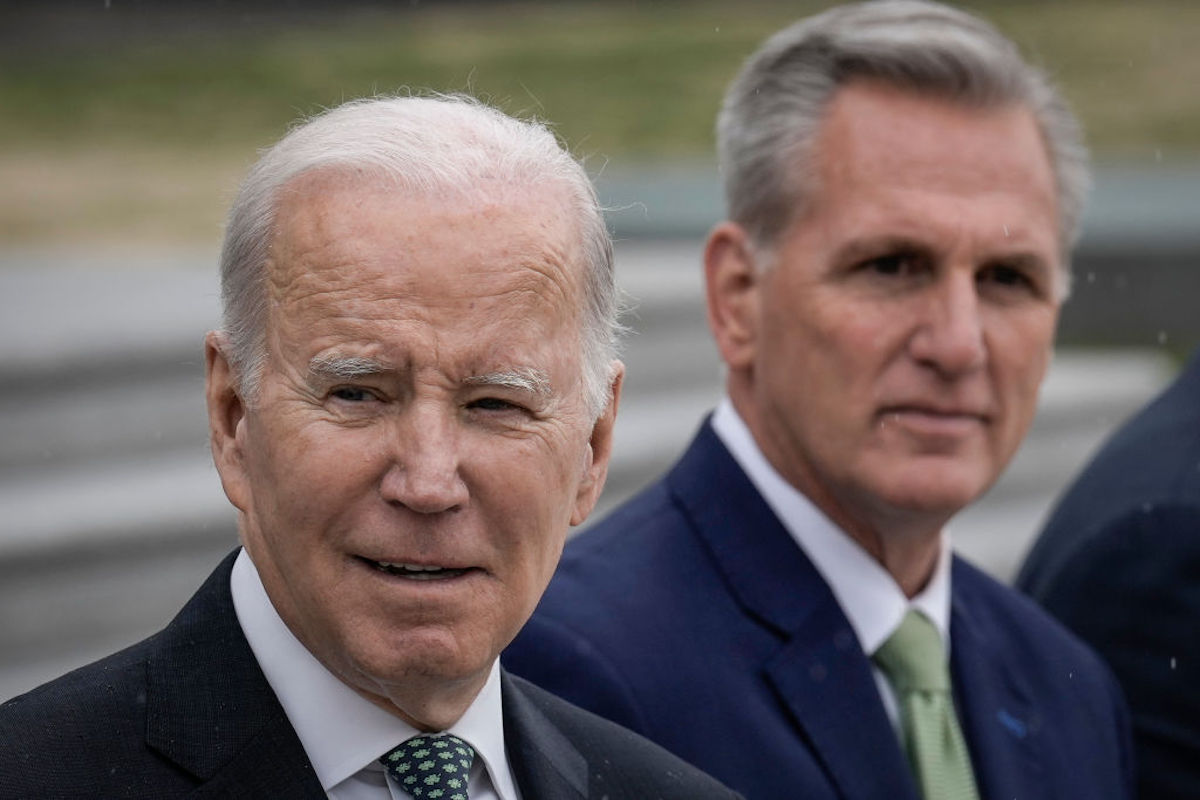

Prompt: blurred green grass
[
  {"left": 0, "top": 2, "right": 800, "bottom": 159},
  {"left": 6, "top": 1, "right": 1198, "bottom": 157},
  {"left": 1, "top": 1, "right": 1196, "bottom": 247}
]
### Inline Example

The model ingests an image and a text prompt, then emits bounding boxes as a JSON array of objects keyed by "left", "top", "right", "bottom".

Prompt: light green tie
[{"left": 873, "top": 611, "right": 980, "bottom": 800}]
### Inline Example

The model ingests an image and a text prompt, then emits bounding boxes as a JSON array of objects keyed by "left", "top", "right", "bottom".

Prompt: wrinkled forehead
[{"left": 265, "top": 168, "right": 588, "bottom": 325}]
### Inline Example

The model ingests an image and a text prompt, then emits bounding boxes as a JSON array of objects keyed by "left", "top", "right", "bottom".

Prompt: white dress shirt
[
  {"left": 230, "top": 549, "right": 522, "bottom": 800},
  {"left": 711, "top": 399, "right": 953, "bottom": 733}
]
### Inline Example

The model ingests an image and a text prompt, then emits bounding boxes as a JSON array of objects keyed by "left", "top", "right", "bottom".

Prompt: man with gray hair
[
  {"left": 0, "top": 95, "right": 740, "bottom": 800},
  {"left": 506, "top": 2, "right": 1133, "bottom": 798}
]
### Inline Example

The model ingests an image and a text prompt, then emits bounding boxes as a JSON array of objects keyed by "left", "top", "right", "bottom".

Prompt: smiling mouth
[{"left": 362, "top": 558, "right": 471, "bottom": 581}]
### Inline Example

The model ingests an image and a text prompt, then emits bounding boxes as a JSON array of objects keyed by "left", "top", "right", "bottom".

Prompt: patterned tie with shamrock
[{"left": 380, "top": 732, "right": 475, "bottom": 800}]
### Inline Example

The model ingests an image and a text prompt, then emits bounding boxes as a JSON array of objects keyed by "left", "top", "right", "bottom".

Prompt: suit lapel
[
  {"left": 669, "top": 423, "right": 918, "bottom": 800},
  {"left": 950, "top": 562, "right": 1044, "bottom": 800},
  {"left": 763, "top": 599, "right": 921, "bottom": 800},
  {"left": 144, "top": 550, "right": 326, "bottom": 798},
  {"left": 502, "top": 672, "right": 588, "bottom": 799}
]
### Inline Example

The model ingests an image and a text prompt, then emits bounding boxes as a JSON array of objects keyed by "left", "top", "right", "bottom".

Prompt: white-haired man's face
[{"left": 206, "top": 172, "right": 620, "bottom": 730}]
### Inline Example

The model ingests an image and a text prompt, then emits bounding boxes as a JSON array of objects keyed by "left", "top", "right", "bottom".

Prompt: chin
[
  {"left": 343, "top": 631, "right": 483, "bottom": 688},
  {"left": 875, "top": 466, "right": 995, "bottom": 520}
]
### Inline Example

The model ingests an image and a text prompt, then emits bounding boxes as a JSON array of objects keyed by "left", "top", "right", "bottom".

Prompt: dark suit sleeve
[
  {"left": 504, "top": 613, "right": 651, "bottom": 736},
  {"left": 1028, "top": 503, "right": 1200, "bottom": 800}
]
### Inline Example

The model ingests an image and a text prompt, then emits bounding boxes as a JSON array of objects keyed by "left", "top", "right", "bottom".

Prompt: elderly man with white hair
[{"left": 0, "top": 95, "right": 741, "bottom": 800}]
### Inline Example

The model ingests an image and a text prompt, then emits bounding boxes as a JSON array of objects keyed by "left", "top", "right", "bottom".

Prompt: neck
[
  {"left": 840, "top": 513, "right": 943, "bottom": 598},
  {"left": 355, "top": 668, "right": 489, "bottom": 733},
  {"left": 728, "top": 384, "right": 946, "bottom": 598}
]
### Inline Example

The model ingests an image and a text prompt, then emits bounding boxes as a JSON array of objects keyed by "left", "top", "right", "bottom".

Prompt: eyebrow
[
  {"left": 832, "top": 235, "right": 930, "bottom": 266},
  {"left": 463, "top": 368, "right": 553, "bottom": 398},
  {"left": 834, "top": 235, "right": 1053, "bottom": 272},
  {"left": 307, "top": 356, "right": 554, "bottom": 397},
  {"left": 308, "top": 354, "right": 392, "bottom": 380}
]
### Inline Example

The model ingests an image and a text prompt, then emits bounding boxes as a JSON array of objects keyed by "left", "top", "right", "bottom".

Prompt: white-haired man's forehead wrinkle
[{"left": 263, "top": 248, "right": 371, "bottom": 321}]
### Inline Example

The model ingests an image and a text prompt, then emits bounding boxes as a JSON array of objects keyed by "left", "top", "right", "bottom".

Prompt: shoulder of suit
[
  {"left": 953, "top": 557, "right": 1120, "bottom": 679},
  {"left": 2, "top": 628, "right": 158, "bottom": 720},
  {"left": 0, "top": 631, "right": 163, "bottom": 792},
  {"left": 507, "top": 675, "right": 741, "bottom": 798},
  {"left": 1029, "top": 498, "right": 1200, "bottom": 600}
]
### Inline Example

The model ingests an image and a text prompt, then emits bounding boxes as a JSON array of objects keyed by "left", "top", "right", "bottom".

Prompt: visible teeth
[{"left": 370, "top": 560, "right": 465, "bottom": 580}]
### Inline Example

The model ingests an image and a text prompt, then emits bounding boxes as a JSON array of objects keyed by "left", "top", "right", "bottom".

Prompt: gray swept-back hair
[
  {"left": 718, "top": 0, "right": 1088, "bottom": 290},
  {"left": 219, "top": 94, "right": 619, "bottom": 418}
]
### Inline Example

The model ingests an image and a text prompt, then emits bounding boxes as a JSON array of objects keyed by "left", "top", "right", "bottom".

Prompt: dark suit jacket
[
  {"left": 0, "top": 549, "right": 740, "bottom": 800},
  {"left": 504, "top": 420, "right": 1135, "bottom": 800},
  {"left": 1018, "top": 347, "right": 1200, "bottom": 800}
]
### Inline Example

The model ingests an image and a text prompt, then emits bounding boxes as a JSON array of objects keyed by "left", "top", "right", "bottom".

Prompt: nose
[
  {"left": 908, "top": 271, "right": 986, "bottom": 378},
  {"left": 379, "top": 403, "right": 469, "bottom": 514}
]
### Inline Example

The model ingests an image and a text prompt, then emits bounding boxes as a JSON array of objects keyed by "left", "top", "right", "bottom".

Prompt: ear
[
  {"left": 205, "top": 330, "right": 252, "bottom": 513},
  {"left": 569, "top": 361, "right": 625, "bottom": 527},
  {"left": 704, "top": 221, "right": 762, "bottom": 371}
]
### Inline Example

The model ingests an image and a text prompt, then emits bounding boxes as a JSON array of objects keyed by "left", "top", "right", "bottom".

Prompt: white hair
[
  {"left": 219, "top": 94, "right": 620, "bottom": 417},
  {"left": 718, "top": 0, "right": 1089, "bottom": 295}
]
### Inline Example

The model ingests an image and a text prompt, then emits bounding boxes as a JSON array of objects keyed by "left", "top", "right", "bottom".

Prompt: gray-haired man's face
[{"left": 711, "top": 81, "right": 1062, "bottom": 545}]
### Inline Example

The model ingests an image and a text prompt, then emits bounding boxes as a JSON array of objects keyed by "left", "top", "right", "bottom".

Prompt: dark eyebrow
[
  {"left": 983, "top": 251, "right": 1052, "bottom": 273},
  {"left": 831, "top": 236, "right": 931, "bottom": 267},
  {"left": 834, "top": 237, "right": 1054, "bottom": 274}
]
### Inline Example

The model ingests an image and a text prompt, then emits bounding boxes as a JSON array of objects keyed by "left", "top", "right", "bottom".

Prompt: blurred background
[{"left": 2, "top": 0, "right": 1197, "bottom": 701}]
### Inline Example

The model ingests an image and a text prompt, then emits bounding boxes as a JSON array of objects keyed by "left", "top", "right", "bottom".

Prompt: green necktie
[
  {"left": 873, "top": 610, "right": 980, "bottom": 800},
  {"left": 380, "top": 733, "right": 475, "bottom": 800}
]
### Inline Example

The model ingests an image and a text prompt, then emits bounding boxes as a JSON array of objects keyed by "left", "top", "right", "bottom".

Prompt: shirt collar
[
  {"left": 710, "top": 399, "right": 952, "bottom": 654},
  {"left": 229, "top": 549, "right": 520, "bottom": 800}
]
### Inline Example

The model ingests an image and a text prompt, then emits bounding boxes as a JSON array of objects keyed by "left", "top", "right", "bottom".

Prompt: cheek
[
  {"left": 478, "top": 435, "right": 581, "bottom": 543},
  {"left": 511, "top": 529, "right": 568, "bottom": 619},
  {"left": 802, "top": 320, "right": 895, "bottom": 403},
  {"left": 799, "top": 293, "right": 896, "bottom": 360},
  {"left": 246, "top": 417, "right": 373, "bottom": 528},
  {"left": 985, "top": 319, "right": 1055, "bottom": 457},
  {"left": 995, "top": 315, "right": 1055, "bottom": 396}
]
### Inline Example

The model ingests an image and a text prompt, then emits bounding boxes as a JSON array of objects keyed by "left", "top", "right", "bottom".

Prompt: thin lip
[
  {"left": 353, "top": 554, "right": 479, "bottom": 572},
  {"left": 879, "top": 404, "right": 991, "bottom": 421}
]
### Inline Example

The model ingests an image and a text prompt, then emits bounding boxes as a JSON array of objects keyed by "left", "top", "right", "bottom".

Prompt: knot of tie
[
  {"left": 874, "top": 609, "right": 951, "bottom": 693},
  {"left": 380, "top": 733, "right": 475, "bottom": 800}
]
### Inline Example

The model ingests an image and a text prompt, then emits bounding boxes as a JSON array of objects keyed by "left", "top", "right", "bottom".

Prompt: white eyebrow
[
  {"left": 308, "top": 354, "right": 392, "bottom": 380},
  {"left": 463, "top": 368, "right": 553, "bottom": 397}
]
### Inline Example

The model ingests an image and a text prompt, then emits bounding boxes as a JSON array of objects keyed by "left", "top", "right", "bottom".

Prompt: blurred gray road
[{"left": 0, "top": 239, "right": 1178, "bottom": 702}]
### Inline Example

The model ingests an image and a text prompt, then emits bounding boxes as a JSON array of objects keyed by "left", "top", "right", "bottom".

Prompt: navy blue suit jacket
[
  {"left": 1019, "top": 348, "right": 1200, "bottom": 799},
  {"left": 505, "top": 421, "right": 1134, "bottom": 800},
  {"left": 0, "top": 550, "right": 740, "bottom": 800}
]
